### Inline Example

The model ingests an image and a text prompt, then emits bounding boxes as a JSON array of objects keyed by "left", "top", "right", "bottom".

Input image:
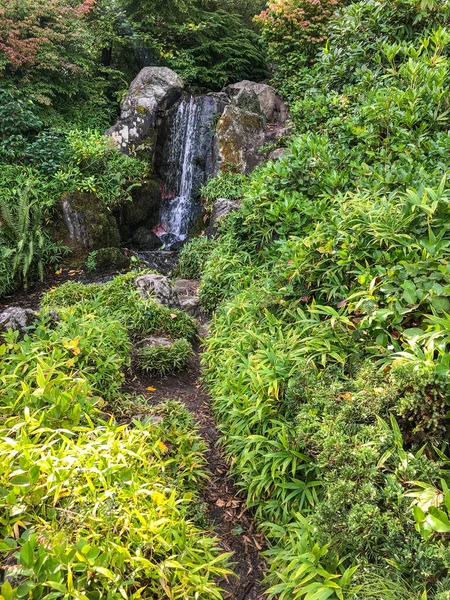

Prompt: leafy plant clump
[
  {"left": 174, "top": 237, "right": 217, "bottom": 279},
  {"left": 201, "top": 0, "right": 450, "bottom": 597},
  {"left": 41, "top": 273, "right": 198, "bottom": 340},
  {"left": 0, "top": 405, "right": 230, "bottom": 599},
  {"left": 137, "top": 338, "right": 193, "bottom": 376},
  {"left": 0, "top": 270, "right": 229, "bottom": 598}
]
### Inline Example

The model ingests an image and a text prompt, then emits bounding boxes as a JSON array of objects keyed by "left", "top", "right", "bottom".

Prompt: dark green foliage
[
  {"left": 123, "top": 0, "right": 267, "bottom": 90},
  {"left": 137, "top": 338, "right": 193, "bottom": 375}
]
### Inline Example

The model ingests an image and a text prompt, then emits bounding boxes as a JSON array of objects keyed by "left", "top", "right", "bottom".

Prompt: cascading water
[{"left": 157, "top": 94, "right": 226, "bottom": 248}]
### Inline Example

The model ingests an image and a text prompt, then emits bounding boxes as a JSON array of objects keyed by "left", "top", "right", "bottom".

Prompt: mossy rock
[
  {"left": 87, "top": 248, "right": 131, "bottom": 273},
  {"left": 214, "top": 105, "right": 265, "bottom": 174},
  {"left": 56, "top": 192, "right": 121, "bottom": 258}
]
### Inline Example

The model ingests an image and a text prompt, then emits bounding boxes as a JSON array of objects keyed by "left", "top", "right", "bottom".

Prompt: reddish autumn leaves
[{"left": 0, "top": 0, "right": 95, "bottom": 74}]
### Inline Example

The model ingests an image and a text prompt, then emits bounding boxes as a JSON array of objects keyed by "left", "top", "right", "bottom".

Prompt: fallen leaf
[
  {"left": 157, "top": 440, "right": 168, "bottom": 453},
  {"left": 146, "top": 386, "right": 157, "bottom": 392},
  {"left": 170, "top": 313, "right": 177, "bottom": 319},
  {"left": 55, "top": 269, "right": 63, "bottom": 275},
  {"left": 216, "top": 498, "right": 226, "bottom": 507}
]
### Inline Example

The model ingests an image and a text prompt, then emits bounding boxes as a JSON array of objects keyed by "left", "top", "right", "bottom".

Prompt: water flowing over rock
[
  {"left": 105, "top": 71, "right": 288, "bottom": 253},
  {"left": 156, "top": 94, "right": 227, "bottom": 248},
  {"left": 106, "top": 67, "right": 184, "bottom": 155}
]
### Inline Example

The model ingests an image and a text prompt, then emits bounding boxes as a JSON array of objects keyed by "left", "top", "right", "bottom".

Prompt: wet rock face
[
  {"left": 0, "top": 307, "right": 36, "bottom": 334},
  {"left": 214, "top": 105, "right": 266, "bottom": 174},
  {"left": 134, "top": 274, "right": 180, "bottom": 308},
  {"left": 106, "top": 67, "right": 184, "bottom": 155},
  {"left": 58, "top": 192, "right": 120, "bottom": 255}
]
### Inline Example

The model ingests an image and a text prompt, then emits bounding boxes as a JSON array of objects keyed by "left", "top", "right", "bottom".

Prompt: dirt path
[{"left": 126, "top": 350, "right": 268, "bottom": 600}]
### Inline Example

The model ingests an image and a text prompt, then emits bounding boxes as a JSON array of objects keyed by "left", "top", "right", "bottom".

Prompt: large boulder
[
  {"left": 57, "top": 192, "right": 121, "bottom": 255},
  {"left": 134, "top": 274, "right": 180, "bottom": 308},
  {"left": 106, "top": 67, "right": 184, "bottom": 155},
  {"left": 224, "top": 80, "right": 288, "bottom": 125},
  {"left": 214, "top": 105, "right": 266, "bottom": 174},
  {"left": 132, "top": 226, "right": 163, "bottom": 251},
  {"left": 206, "top": 198, "right": 239, "bottom": 237},
  {"left": 0, "top": 307, "right": 36, "bottom": 334}
]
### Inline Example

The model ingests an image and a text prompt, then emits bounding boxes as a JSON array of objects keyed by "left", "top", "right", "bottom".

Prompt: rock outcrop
[
  {"left": 214, "top": 81, "right": 289, "bottom": 175},
  {"left": 57, "top": 192, "right": 121, "bottom": 255},
  {"left": 0, "top": 307, "right": 36, "bottom": 334},
  {"left": 106, "top": 67, "right": 184, "bottom": 155},
  {"left": 135, "top": 274, "right": 180, "bottom": 308},
  {"left": 214, "top": 105, "right": 266, "bottom": 174},
  {"left": 224, "top": 80, "right": 288, "bottom": 125}
]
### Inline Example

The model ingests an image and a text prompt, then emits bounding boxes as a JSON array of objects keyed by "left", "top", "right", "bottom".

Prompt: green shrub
[
  {"left": 201, "top": 172, "right": 247, "bottom": 215},
  {"left": 201, "top": 0, "right": 450, "bottom": 596},
  {"left": 41, "top": 273, "right": 198, "bottom": 340},
  {"left": 137, "top": 338, "right": 193, "bottom": 376},
  {"left": 174, "top": 237, "right": 217, "bottom": 279},
  {"left": 0, "top": 404, "right": 230, "bottom": 599},
  {"left": 255, "top": 0, "right": 347, "bottom": 100}
]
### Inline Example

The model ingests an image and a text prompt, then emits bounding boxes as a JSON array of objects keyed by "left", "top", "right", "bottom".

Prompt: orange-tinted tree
[
  {"left": 255, "top": 0, "right": 347, "bottom": 97},
  {"left": 0, "top": 0, "right": 97, "bottom": 101}
]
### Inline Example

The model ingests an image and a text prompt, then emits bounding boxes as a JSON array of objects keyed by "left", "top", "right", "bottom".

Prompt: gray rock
[
  {"left": 206, "top": 198, "right": 239, "bottom": 237},
  {"left": 132, "top": 227, "right": 163, "bottom": 251},
  {"left": 269, "top": 148, "right": 288, "bottom": 161},
  {"left": 135, "top": 274, "right": 180, "bottom": 308},
  {"left": 179, "top": 296, "right": 201, "bottom": 317},
  {"left": 230, "top": 88, "right": 262, "bottom": 118},
  {"left": 0, "top": 307, "right": 36, "bottom": 334},
  {"left": 138, "top": 336, "right": 173, "bottom": 347},
  {"left": 224, "top": 80, "right": 288, "bottom": 125},
  {"left": 57, "top": 192, "right": 120, "bottom": 255},
  {"left": 106, "top": 67, "right": 184, "bottom": 154},
  {"left": 214, "top": 105, "right": 266, "bottom": 174},
  {"left": 174, "top": 279, "right": 200, "bottom": 297}
]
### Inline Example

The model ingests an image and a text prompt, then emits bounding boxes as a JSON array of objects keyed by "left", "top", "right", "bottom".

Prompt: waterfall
[{"left": 157, "top": 94, "right": 226, "bottom": 248}]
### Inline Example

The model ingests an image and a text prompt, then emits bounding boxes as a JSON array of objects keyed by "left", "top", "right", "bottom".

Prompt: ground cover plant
[
  {"left": 0, "top": 273, "right": 230, "bottom": 598},
  {"left": 201, "top": 0, "right": 450, "bottom": 597},
  {"left": 137, "top": 338, "right": 193, "bottom": 376}
]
